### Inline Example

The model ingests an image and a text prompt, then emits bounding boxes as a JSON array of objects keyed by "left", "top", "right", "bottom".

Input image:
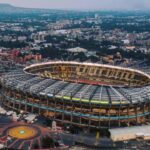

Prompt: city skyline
[{"left": 0, "top": 0, "right": 150, "bottom": 10}]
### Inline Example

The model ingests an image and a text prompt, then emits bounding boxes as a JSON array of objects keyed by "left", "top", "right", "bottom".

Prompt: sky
[{"left": 0, "top": 0, "right": 150, "bottom": 10}]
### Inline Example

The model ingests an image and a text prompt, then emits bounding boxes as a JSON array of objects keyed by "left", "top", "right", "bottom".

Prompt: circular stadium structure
[{"left": 1, "top": 61, "right": 150, "bottom": 128}]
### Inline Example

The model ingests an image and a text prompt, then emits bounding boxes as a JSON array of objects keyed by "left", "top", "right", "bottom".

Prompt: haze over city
[{"left": 0, "top": 0, "right": 150, "bottom": 10}]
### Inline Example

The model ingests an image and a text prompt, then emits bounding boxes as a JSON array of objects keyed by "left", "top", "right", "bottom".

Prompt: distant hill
[
  {"left": 0, "top": 3, "right": 12, "bottom": 8},
  {"left": 0, "top": 3, "right": 25, "bottom": 13},
  {"left": 0, "top": 3, "right": 57, "bottom": 14}
]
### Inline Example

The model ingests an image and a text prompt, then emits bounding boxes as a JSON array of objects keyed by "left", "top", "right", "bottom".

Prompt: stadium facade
[{"left": 1, "top": 61, "right": 150, "bottom": 128}]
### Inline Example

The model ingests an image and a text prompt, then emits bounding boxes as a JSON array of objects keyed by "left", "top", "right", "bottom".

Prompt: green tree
[
  {"left": 42, "top": 136, "right": 55, "bottom": 148},
  {"left": 33, "top": 143, "right": 39, "bottom": 149}
]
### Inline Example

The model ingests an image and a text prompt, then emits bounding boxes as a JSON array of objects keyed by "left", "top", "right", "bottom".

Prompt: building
[
  {"left": 67, "top": 47, "right": 87, "bottom": 53},
  {"left": 1, "top": 61, "right": 150, "bottom": 129}
]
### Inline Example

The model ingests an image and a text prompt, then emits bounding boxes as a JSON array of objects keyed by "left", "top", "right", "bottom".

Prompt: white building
[{"left": 67, "top": 47, "right": 87, "bottom": 53}]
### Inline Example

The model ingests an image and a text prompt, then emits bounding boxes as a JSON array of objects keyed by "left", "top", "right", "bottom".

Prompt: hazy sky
[{"left": 0, "top": 0, "right": 150, "bottom": 10}]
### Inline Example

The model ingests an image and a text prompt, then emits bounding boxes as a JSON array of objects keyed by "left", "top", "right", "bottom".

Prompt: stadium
[{"left": 1, "top": 61, "right": 150, "bottom": 128}]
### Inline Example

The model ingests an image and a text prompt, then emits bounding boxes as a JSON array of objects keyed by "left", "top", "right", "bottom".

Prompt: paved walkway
[{"left": 0, "top": 122, "right": 62, "bottom": 149}]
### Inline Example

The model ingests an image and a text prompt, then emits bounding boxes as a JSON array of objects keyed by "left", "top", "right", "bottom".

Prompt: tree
[
  {"left": 33, "top": 143, "right": 39, "bottom": 149},
  {"left": 41, "top": 136, "right": 55, "bottom": 148}
]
